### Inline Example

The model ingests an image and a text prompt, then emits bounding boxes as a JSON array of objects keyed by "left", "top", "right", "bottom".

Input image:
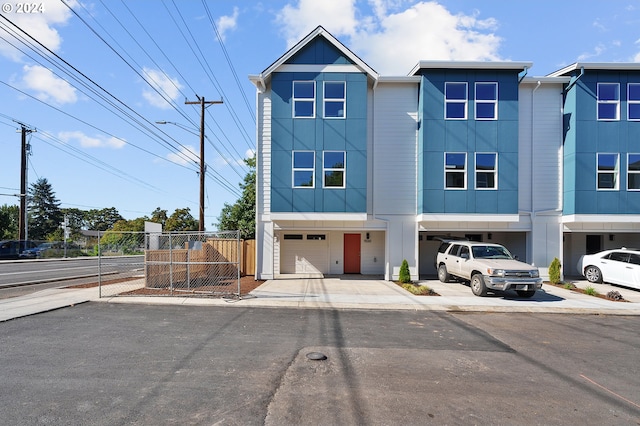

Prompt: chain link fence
[{"left": 97, "top": 230, "right": 241, "bottom": 298}]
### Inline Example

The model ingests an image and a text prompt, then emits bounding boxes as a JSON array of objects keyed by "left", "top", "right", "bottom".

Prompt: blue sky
[{"left": 1, "top": 0, "right": 640, "bottom": 228}]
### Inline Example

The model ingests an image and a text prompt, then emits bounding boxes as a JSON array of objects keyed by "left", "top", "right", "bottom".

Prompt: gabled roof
[
  {"left": 548, "top": 62, "right": 640, "bottom": 77},
  {"left": 249, "top": 26, "right": 378, "bottom": 91}
]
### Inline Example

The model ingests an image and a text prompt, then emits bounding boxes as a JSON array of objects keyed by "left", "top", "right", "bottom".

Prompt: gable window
[
  {"left": 445, "top": 152, "right": 467, "bottom": 189},
  {"left": 293, "top": 81, "right": 315, "bottom": 118},
  {"left": 475, "top": 82, "right": 498, "bottom": 120},
  {"left": 597, "top": 153, "right": 619, "bottom": 190},
  {"left": 475, "top": 153, "right": 497, "bottom": 189},
  {"left": 445, "top": 82, "right": 467, "bottom": 119},
  {"left": 324, "top": 81, "right": 346, "bottom": 118},
  {"left": 292, "top": 151, "right": 314, "bottom": 188},
  {"left": 628, "top": 153, "right": 640, "bottom": 190},
  {"left": 597, "top": 83, "right": 619, "bottom": 120},
  {"left": 323, "top": 151, "right": 345, "bottom": 188},
  {"left": 628, "top": 84, "right": 640, "bottom": 120}
]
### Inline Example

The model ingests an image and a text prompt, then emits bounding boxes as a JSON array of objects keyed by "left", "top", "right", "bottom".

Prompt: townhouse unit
[{"left": 249, "top": 26, "right": 640, "bottom": 281}]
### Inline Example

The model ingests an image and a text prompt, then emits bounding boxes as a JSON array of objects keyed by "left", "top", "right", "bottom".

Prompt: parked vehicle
[
  {"left": 436, "top": 241, "right": 543, "bottom": 297},
  {"left": 19, "top": 242, "right": 54, "bottom": 259},
  {"left": 0, "top": 240, "right": 38, "bottom": 260},
  {"left": 577, "top": 248, "right": 640, "bottom": 290}
]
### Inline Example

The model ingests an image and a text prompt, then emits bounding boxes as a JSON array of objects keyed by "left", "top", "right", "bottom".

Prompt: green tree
[
  {"left": 85, "top": 207, "right": 123, "bottom": 231},
  {"left": 549, "top": 257, "right": 562, "bottom": 284},
  {"left": 165, "top": 207, "right": 198, "bottom": 232},
  {"left": 150, "top": 207, "right": 168, "bottom": 227},
  {"left": 0, "top": 204, "right": 19, "bottom": 240},
  {"left": 28, "top": 178, "right": 63, "bottom": 241},
  {"left": 399, "top": 259, "right": 411, "bottom": 283},
  {"left": 216, "top": 156, "right": 256, "bottom": 239},
  {"left": 99, "top": 218, "right": 146, "bottom": 254}
]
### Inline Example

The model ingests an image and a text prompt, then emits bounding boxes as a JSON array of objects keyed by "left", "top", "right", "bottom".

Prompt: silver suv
[{"left": 436, "top": 241, "right": 543, "bottom": 297}]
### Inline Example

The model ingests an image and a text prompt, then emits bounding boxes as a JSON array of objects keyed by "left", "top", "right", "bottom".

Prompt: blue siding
[
  {"left": 269, "top": 39, "right": 368, "bottom": 213},
  {"left": 418, "top": 69, "right": 520, "bottom": 214},
  {"left": 564, "top": 70, "right": 640, "bottom": 215}
]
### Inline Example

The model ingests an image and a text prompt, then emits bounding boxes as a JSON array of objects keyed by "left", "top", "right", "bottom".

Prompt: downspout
[
  {"left": 530, "top": 80, "right": 541, "bottom": 266},
  {"left": 518, "top": 66, "right": 529, "bottom": 84}
]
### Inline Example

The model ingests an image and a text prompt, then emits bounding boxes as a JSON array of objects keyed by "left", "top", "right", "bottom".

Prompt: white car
[{"left": 577, "top": 248, "right": 640, "bottom": 290}]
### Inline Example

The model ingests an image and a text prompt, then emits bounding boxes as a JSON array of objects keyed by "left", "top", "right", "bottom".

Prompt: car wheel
[
  {"left": 584, "top": 266, "right": 602, "bottom": 283},
  {"left": 470, "top": 274, "right": 487, "bottom": 297},
  {"left": 516, "top": 290, "right": 536, "bottom": 298},
  {"left": 437, "top": 264, "right": 450, "bottom": 283}
]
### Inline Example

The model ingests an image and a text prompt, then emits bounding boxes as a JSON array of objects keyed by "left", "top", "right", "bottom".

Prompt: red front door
[{"left": 344, "top": 234, "right": 361, "bottom": 274}]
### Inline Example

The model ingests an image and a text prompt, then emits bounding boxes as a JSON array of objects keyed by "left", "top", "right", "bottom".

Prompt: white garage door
[{"left": 280, "top": 235, "right": 329, "bottom": 274}]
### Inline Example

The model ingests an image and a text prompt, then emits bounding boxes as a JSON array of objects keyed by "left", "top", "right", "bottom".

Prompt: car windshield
[{"left": 472, "top": 245, "right": 513, "bottom": 259}]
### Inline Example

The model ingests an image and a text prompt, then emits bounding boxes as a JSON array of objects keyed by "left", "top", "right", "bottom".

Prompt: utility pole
[
  {"left": 17, "top": 123, "right": 35, "bottom": 246},
  {"left": 184, "top": 96, "right": 223, "bottom": 232}
]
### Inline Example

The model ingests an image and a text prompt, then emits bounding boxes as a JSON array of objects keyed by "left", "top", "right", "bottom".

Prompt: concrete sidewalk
[{"left": 1, "top": 276, "right": 639, "bottom": 322}]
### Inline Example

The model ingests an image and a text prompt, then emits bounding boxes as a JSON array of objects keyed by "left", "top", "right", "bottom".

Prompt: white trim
[
  {"left": 271, "top": 212, "right": 368, "bottom": 221},
  {"left": 278, "top": 64, "right": 362, "bottom": 73},
  {"left": 475, "top": 82, "right": 498, "bottom": 120},
  {"left": 597, "top": 82, "right": 620, "bottom": 121},
  {"left": 322, "top": 150, "right": 346, "bottom": 188},
  {"left": 562, "top": 214, "right": 640, "bottom": 223},
  {"left": 444, "top": 82, "right": 468, "bottom": 120},
  {"left": 596, "top": 152, "right": 619, "bottom": 191},
  {"left": 475, "top": 152, "right": 498, "bottom": 190},
  {"left": 627, "top": 153, "right": 640, "bottom": 191},
  {"left": 549, "top": 62, "right": 640, "bottom": 77},
  {"left": 292, "top": 81, "right": 316, "bottom": 118},
  {"left": 627, "top": 83, "right": 640, "bottom": 121},
  {"left": 323, "top": 81, "right": 346, "bottom": 119},
  {"left": 417, "top": 213, "right": 520, "bottom": 222},
  {"left": 292, "top": 150, "right": 315, "bottom": 188},
  {"left": 444, "top": 152, "right": 467, "bottom": 189}
]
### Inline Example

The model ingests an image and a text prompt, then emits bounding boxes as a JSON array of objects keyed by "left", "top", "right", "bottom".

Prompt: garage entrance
[{"left": 280, "top": 233, "right": 329, "bottom": 274}]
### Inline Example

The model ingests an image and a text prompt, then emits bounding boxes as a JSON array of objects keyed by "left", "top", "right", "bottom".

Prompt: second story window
[
  {"left": 292, "top": 151, "right": 315, "bottom": 188},
  {"left": 445, "top": 152, "right": 467, "bottom": 189},
  {"left": 445, "top": 82, "right": 467, "bottom": 119},
  {"left": 323, "top": 151, "right": 345, "bottom": 188},
  {"left": 324, "top": 82, "right": 346, "bottom": 118},
  {"left": 597, "top": 83, "right": 619, "bottom": 120},
  {"left": 475, "top": 153, "right": 497, "bottom": 189},
  {"left": 597, "top": 153, "right": 619, "bottom": 190},
  {"left": 293, "top": 81, "right": 315, "bottom": 118},
  {"left": 475, "top": 82, "right": 498, "bottom": 120},
  {"left": 628, "top": 153, "right": 640, "bottom": 190},
  {"left": 628, "top": 83, "right": 640, "bottom": 121}
]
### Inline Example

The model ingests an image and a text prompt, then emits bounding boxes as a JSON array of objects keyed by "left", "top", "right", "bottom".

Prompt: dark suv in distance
[{"left": 0, "top": 240, "right": 38, "bottom": 260}]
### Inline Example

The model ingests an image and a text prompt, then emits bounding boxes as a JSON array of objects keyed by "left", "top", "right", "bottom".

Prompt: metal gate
[{"left": 98, "top": 230, "right": 241, "bottom": 298}]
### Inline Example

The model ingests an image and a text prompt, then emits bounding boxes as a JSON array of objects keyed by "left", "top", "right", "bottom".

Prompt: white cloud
[
  {"left": 216, "top": 7, "right": 240, "bottom": 41},
  {"left": 275, "top": 0, "right": 503, "bottom": 75},
  {"left": 577, "top": 44, "right": 605, "bottom": 61},
  {"left": 22, "top": 64, "right": 77, "bottom": 104},
  {"left": 167, "top": 145, "right": 199, "bottom": 166},
  {"left": 0, "top": 0, "right": 76, "bottom": 61},
  {"left": 58, "top": 130, "right": 126, "bottom": 149},
  {"left": 141, "top": 67, "right": 183, "bottom": 109},
  {"left": 276, "top": 0, "right": 359, "bottom": 46}
]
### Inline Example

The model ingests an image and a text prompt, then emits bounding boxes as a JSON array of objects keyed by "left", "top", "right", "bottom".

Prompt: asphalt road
[
  {"left": 0, "top": 256, "right": 144, "bottom": 288},
  {"left": 0, "top": 304, "right": 638, "bottom": 425}
]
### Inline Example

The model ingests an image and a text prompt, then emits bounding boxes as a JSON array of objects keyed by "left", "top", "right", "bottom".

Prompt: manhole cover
[{"left": 306, "top": 352, "right": 328, "bottom": 361}]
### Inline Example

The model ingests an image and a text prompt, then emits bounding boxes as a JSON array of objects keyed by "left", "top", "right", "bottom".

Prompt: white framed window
[
  {"left": 293, "top": 81, "right": 315, "bottom": 118},
  {"left": 323, "top": 151, "right": 345, "bottom": 188},
  {"left": 475, "top": 153, "right": 497, "bottom": 189},
  {"left": 445, "top": 82, "right": 467, "bottom": 119},
  {"left": 597, "top": 83, "right": 619, "bottom": 120},
  {"left": 324, "top": 81, "right": 346, "bottom": 118},
  {"left": 628, "top": 83, "right": 640, "bottom": 121},
  {"left": 597, "top": 153, "right": 619, "bottom": 190},
  {"left": 475, "top": 82, "right": 498, "bottom": 120},
  {"left": 628, "top": 153, "right": 640, "bottom": 190},
  {"left": 445, "top": 152, "right": 467, "bottom": 189},
  {"left": 292, "top": 151, "right": 315, "bottom": 188}
]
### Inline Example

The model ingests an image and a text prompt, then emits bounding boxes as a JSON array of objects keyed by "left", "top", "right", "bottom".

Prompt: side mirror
[{"left": 461, "top": 253, "right": 469, "bottom": 260}]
